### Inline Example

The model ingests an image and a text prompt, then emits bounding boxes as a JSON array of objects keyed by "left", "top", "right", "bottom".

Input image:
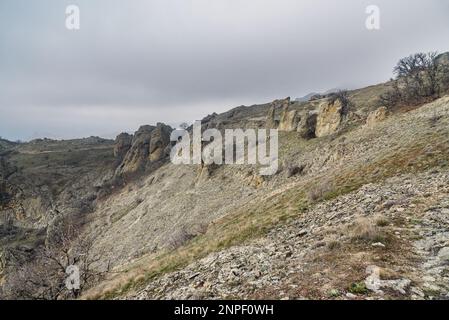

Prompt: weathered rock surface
[
  {"left": 297, "top": 111, "right": 318, "bottom": 139},
  {"left": 366, "top": 107, "right": 388, "bottom": 128},
  {"left": 279, "top": 108, "right": 299, "bottom": 132},
  {"left": 149, "top": 123, "right": 172, "bottom": 162},
  {"left": 265, "top": 97, "right": 291, "bottom": 130},
  {"left": 265, "top": 104, "right": 277, "bottom": 129},
  {"left": 113, "top": 133, "right": 133, "bottom": 163},
  {"left": 315, "top": 99, "right": 344, "bottom": 137},
  {"left": 115, "top": 123, "right": 172, "bottom": 178}
]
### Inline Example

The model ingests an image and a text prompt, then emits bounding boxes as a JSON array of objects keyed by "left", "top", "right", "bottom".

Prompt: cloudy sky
[{"left": 1, "top": 0, "right": 448, "bottom": 140}]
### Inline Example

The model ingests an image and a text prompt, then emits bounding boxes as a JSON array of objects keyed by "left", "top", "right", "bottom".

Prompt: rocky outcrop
[
  {"left": 366, "top": 107, "right": 388, "bottom": 128},
  {"left": 116, "top": 125, "right": 155, "bottom": 176},
  {"left": 266, "top": 104, "right": 277, "bottom": 129},
  {"left": 279, "top": 106, "right": 299, "bottom": 132},
  {"left": 315, "top": 99, "right": 344, "bottom": 137},
  {"left": 265, "top": 97, "right": 291, "bottom": 130},
  {"left": 297, "top": 111, "right": 318, "bottom": 139},
  {"left": 115, "top": 123, "right": 172, "bottom": 178},
  {"left": 113, "top": 133, "right": 133, "bottom": 164},
  {"left": 149, "top": 123, "right": 172, "bottom": 162}
]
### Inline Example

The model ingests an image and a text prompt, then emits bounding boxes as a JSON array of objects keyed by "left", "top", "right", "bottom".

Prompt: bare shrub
[
  {"left": 328, "top": 90, "right": 354, "bottom": 116},
  {"left": 2, "top": 217, "right": 109, "bottom": 300},
  {"left": 307, "top": 181, "right": 333, "bottom": 202},
  {"left": 286, "top": 164, "right": 305, "bottom": 178}
]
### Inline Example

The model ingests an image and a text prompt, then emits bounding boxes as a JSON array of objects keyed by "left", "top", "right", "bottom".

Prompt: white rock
[{"left": 437, "top": 247, "right": 449, "bottom": 261}]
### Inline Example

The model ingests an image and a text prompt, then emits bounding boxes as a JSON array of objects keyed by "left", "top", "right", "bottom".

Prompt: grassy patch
[{"left": 348, "top": 282, "right": 368, "bottom": 295}]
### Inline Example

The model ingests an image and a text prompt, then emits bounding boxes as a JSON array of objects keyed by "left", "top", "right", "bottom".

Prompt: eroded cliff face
[
  {"left": 114, "top": 123, "right": 173, "bottom": 179},
  {"left": 315, "top": 99, "right": 344, "bottom": 137}
]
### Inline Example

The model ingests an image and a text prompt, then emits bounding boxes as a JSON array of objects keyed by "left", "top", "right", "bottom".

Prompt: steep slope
[{"left": 84, "top": 96, "right": 449, "bottom": 299}]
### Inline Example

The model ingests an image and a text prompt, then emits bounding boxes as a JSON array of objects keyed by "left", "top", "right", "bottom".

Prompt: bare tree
[
  {"left": 2, "top": 217, "right": 109, "bottom": 300},
  {"left": 383, "top": 52, "right": 446, "bottom": 109}
]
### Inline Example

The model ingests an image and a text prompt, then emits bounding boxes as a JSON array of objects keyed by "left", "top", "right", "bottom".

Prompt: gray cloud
[{"left": 1, "top": 0, "right": 449, "bottom": 140}]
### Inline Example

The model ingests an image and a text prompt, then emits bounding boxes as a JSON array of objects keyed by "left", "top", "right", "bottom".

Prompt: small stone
[
  {"left": 372, "top": 242, "right": 386, "bottom": 248},
  {"left": 437, "top": 247, "right": 449, "bottom": 261},
  {"left": 297, "top": 230, "right": 308, "bottom": 237}
]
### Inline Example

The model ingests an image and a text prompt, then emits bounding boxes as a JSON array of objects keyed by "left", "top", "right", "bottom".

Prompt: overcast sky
[{"left": 1, "top": 0, "right": 448, "bottom": 140}]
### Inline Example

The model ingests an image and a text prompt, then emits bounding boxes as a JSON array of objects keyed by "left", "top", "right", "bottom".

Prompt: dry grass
[
  {"left": 375, "top": 215, "right": 390, "bottom": 227},
  {"left": 307, "top": 180, "right": 334, "bottom": 202},
  {"left": 349, "top": 217, "right": 386, "bottom": 243}
]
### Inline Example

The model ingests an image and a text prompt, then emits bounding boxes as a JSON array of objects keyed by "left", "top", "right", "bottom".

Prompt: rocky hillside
[
  {"left": 80, "top": 95, "right": 448, "bottom": 300},
  {"left": 1, "top": 52, "right": 449, "bottom": 300}
]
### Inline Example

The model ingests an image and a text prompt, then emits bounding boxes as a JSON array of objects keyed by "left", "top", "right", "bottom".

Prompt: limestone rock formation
[
  {"left": 265, "top": 97, "right": 291, "bottom": 130},
  {"left": 113, "top": 133, "right": 133, "bottom": 163},
  {"left": 279, "top": 106, "right": 299, "bottom": 132},
  {"left": 115, "top": 123, "right": 173, "bottom": 178},
  {"left": 297, "top": 111, "right": 318, "bottom": 139},
  {"left": 315, "top": 99, "right": 344, "bottom": 137},
  {"left": 366, "top": 107, "right": 388, "bottom": 128},
  {"left": 149, "top": 123, "right": 172, "bottom": 162},
  {"left": 116, "top": 125, "right": 155, "bottom": 176},
  {"left": 266, "top": 104, "right": 277, "bottom": 129}
]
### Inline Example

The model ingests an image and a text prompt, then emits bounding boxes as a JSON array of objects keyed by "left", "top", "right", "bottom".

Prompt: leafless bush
[
  {"left": 286, "top": 164, "right": 305, "bottom": 178},
  {"left": 307, "top": 181, "right": 333, "bottom": 202},
  {"left": 328, "top": 90, "right": 354, "bottom": 116},
  {"left": 2, "top": 217, "right": 108, "bottom": 300}
]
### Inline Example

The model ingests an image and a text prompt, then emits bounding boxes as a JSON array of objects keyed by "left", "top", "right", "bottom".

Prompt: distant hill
[
  {"left": 295, "top": 92, "right": 319, "bottom": 102},
  {"left": 0, "top": 138, "right": 18, "bottom": 152}
]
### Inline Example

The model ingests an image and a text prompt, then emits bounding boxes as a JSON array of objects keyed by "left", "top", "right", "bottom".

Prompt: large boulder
[
  {"left": 366, "top": 107, "right": 388, "bottom": 128},
  {"left": 315, "top": 99, "right": 344, "bottom": 137}
]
